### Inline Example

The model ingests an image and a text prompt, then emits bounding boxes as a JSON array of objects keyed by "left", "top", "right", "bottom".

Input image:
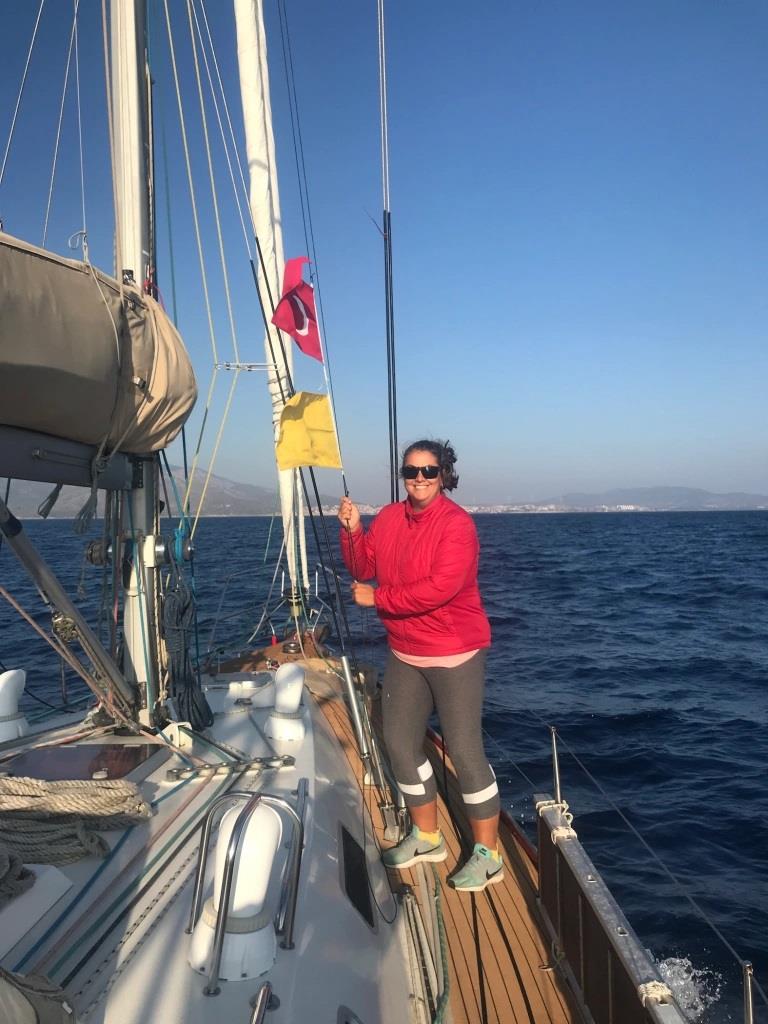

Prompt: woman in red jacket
[{"left": 338, "top": 439, "right": 501, "bottom": 892}]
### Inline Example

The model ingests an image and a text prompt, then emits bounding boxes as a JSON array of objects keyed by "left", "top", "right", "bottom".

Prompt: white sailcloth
[{"left": 234, "top": 0, "right": 308, "bottom": 596}]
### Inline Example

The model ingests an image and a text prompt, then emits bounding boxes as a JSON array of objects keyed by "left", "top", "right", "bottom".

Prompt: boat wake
[{"left": 657, "top": 957, "right": 723, "bottom": 1021}]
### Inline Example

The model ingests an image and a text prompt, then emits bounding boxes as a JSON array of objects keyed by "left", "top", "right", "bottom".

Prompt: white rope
[
  {"left": 190, "top": 369, "right": 241, "bottom": 540},
  {"left": 549, "top": 824, "right": 578, "bottom": 844},
  {"left": 0, "top": 776, "right": 152, "bottom": 865},
  {"left": 637, "top": 981, "right": 673, "bottom": 1006},
  {"left": 247, "top": 534, "right": 287, "bottom": 643},
  {"left": 162, "top": 0, "right": 220, "bottom": 365},
  {"left": 179, "top": 366, "right": 219, "bottom": 522},
  {"left": 184, "top": 0, "right": 241, "bottom": 363},
  {"left": 192, "top": 0, "right": 254, "bottom": 258},
  {"left": 42, "top": 1, "right": 79, "bottom": 246},
  {"left": 535, "top": 797, "right": 574, "bottom": 825},
  {"left": 197, "top": 0, "right": 259, "bottom": 249},
  {"left": 0, "top": 776, "right": 151, "bottom": 818},
  {"left": 0, "top": 0, "right": 46, "bottom": 190},
  {"left": 73, "top": 0, "right": 87, "bottom": 237}
]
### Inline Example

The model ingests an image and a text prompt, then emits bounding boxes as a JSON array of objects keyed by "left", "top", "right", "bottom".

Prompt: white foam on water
[{"left": 657, "top": 957, "right": 723, "bottom": 1021}]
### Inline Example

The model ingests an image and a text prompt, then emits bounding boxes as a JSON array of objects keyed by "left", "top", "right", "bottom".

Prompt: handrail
[
  {"left": 186, "top": 786, "right": 305, "bottom": 995},
  {"left": 339, "top": 654, "right": 398, "bottom": 839},
  {"left": 249, "top": 981, "right": 273, "bottom": 1023},
  {"left": 275, "top": 777, "right": 308, "bottom": 940}
]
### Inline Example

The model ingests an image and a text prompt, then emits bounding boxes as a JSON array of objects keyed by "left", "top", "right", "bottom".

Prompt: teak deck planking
[{"left": 312, "top": 676, "right": 584, "bottom": 1024}]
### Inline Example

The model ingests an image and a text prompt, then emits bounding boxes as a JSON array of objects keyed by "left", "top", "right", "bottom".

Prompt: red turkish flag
[{"left": 271, "top": 257, "right": 323, "bottom": 362}]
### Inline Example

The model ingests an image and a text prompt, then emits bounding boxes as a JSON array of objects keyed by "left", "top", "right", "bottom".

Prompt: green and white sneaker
[
  {"left": 448, "top": 844, "right": 504, "bottom": 892},
  {"left": 382, "top": 827, "right": 447, "bottom": 870}
]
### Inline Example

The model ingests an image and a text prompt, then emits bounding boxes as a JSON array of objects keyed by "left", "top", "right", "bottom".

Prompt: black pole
[{"left": 383, "top": 209, "right": 399, "bottom": 502}]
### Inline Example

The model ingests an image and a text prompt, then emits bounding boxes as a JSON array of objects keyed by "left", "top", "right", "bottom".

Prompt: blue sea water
[{"left": 1, "top": 510, "right": 766, "bottom": 1022}]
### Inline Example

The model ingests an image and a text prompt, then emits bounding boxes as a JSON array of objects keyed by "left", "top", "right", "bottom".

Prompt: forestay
[{"left": 234, "top": 0, "right": 308, "bottom": 593}]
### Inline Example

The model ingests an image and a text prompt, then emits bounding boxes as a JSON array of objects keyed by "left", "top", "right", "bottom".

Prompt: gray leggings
[{"left": 381, "top": 649, "right": 500, "bottom": 820}]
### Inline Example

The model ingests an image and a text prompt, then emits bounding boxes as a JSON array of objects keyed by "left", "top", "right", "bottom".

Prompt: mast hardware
[
  {"left": 0, "top": 426, "right": 132, "bottom": 490},
  {"left": 187, "top": 790, "right": 305, "bottom": 995},
  {"left": 283, "top": 585, "right": 308, "bottom": 618},
  {"left": 165, "top": 753, "right": 294, "bottom": 781},
  {"left": 51, "top": 612, "right": 78, "bottom": 645},
  {"left": 215, "top": 361, "right": 271, "bottom": 372},
  {"left": 85, "top": 535, "right": 191, "bottom": 568}
]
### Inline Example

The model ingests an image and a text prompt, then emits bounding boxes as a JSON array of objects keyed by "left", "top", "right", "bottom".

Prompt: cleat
[
  {"left": 448, "top": 843, "right": 504, "bottom": 892},
  {"left": 382, "top": 827, "right": 448, "bottom": 870}
]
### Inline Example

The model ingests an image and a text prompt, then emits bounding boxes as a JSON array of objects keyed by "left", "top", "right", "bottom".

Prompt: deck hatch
[
  {"left": 340, "top": 825, "right": 375, "bottom": 928},
  {"left": 5, "top": 743, "right": 159, "bottom": 781}
]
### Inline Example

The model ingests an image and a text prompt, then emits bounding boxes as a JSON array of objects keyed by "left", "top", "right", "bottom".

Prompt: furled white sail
[
  {"left": 0, "top": 232, "right": 196, "bottom": 454},
  {"left": 233, "top": 0, "right": 308, "bottom": 595}
]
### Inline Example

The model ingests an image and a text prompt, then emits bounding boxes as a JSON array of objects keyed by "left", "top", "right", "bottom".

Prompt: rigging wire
[
  {"left": 192, "top": 0, "right": 254, "bottom": 258},
  {"left": 488, "top": 700, "right": 768, "bottom": 1007},
  {"left": 0, "top": 0, "right": 46, "bottom": 193},
  {"left": 184, "top": 0, "right": 240, "bottom": 364},
  {"left": 162, "top": 0, "right": 235, "bottom": 534},
  {"left": 551, "top": 724, "right": 768, "bottom": 1000},
  {"left": 42, "top": 0, "right": 79, "bottom": 247},
  {"left": 162, "top": 0, "right": 220, "bottom": 366},
  {"left": 275, "top": 0, "right": 346, "bottom": 485}
]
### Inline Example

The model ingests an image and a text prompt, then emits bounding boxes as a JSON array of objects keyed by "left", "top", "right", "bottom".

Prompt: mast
[
  {"left": 233, "top": 0, "right": 308, "bottom": 598},
  {"left": 110, "top": 0, "right": 159, "bottom": 721}
]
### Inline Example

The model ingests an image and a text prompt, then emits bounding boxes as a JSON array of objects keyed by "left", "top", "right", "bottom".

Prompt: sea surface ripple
[{"left": 1, "top": 510, "right": 766, "bottom": 1022}]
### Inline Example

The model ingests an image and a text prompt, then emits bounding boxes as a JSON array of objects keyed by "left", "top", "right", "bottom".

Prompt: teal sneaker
[
  {"left": 448, "top": 844, "right": 504, "bottom": 892},
  {"left": 382, "top": 827, "right": 447, "bottom": 870}
]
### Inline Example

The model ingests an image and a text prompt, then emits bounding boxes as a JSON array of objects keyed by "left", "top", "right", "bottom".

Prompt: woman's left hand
[{"left": 351, "top": 581, "right": 376, "bottom": 607}]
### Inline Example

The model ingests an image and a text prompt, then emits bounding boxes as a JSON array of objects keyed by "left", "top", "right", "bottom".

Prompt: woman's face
[{"left": 403, "top": 449, "right": 443, "bottom": 510}]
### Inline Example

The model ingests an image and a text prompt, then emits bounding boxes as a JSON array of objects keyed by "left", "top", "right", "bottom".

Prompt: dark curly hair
[{"left": 401, "top": 439, "right": 459, "bottom": 491}]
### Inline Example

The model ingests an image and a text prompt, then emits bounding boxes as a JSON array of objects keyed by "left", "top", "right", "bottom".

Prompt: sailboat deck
[{"left": 311, "top": 671, "right": 584, "bottom": 1024}]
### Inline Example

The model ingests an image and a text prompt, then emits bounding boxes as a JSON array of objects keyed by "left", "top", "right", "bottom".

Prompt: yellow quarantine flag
[{"left": 276, "top": 391, "right": 342, "bottom": 470}]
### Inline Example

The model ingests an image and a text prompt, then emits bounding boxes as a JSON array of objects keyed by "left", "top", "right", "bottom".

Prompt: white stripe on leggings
[
  {"left": 417, "top": 760, "right": 434, "bottom": 781},
  {"left": 462, "top": 779, "right": 499, "bottom": 805},
  {"left": 398, "top": 780, "right": 426, "bottom": 796}
]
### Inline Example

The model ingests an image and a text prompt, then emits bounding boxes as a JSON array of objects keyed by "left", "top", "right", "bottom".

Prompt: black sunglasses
[{"left": 402, "top": 464, "right": 441, "bottom": 480}]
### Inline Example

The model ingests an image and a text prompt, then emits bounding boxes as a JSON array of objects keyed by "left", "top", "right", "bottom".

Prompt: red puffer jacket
[{"left": 340, "top": 494, "right": 491, "bottom": 656}]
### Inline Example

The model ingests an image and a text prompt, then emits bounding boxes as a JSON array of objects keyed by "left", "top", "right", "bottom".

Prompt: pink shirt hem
[{"left": 391, "top": 648, "right": 479, "bottom": 669}]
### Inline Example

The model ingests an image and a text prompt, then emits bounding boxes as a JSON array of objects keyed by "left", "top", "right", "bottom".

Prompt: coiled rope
[
  {"left": 163, "top": 568, "right": 213, "bottom": 731},
  {"left": 0, "top": 844, "right": 35, "bottom": 908},
  {"left": 0, "top": 776, "right": 152, "bottom": 865}
]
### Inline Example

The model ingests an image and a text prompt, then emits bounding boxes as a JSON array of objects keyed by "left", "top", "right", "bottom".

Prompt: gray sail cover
[{"left": 0, "top": 232, "right": 196, "bottom": 453}]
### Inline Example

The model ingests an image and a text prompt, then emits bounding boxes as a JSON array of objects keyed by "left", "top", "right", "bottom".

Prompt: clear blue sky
[{"left": 1, "top": 0, "right": 766, "bottom": 505}]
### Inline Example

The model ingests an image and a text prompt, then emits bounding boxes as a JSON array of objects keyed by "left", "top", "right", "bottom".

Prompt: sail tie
[{"left": 638, "top": 981, "right": 674, "bottom": 1006}]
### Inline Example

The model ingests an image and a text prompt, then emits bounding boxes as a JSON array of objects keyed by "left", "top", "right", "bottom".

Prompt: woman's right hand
[{"left": 338, "top": 496, "right": 361, "bottom": 532}]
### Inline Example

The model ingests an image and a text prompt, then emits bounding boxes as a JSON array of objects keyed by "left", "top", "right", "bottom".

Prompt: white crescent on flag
[{"left": 289, "top": 294, "right": 310, "bottom": 336}]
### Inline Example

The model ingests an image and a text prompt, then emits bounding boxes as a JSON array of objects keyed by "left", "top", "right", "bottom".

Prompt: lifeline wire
[{"left": 506, "top": 702, "right": 768, "bottom": 1007}]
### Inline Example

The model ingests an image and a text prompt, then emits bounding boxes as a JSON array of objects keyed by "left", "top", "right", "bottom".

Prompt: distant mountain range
[
  {"left": 530, "top": 487, "right": 768, "bottom": 512},
  {"left": 4, "top": 478, "right": 766, "bottom": 519},
  {"left": 5, "top": 468, "right": 336, "bottom": 519}
]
